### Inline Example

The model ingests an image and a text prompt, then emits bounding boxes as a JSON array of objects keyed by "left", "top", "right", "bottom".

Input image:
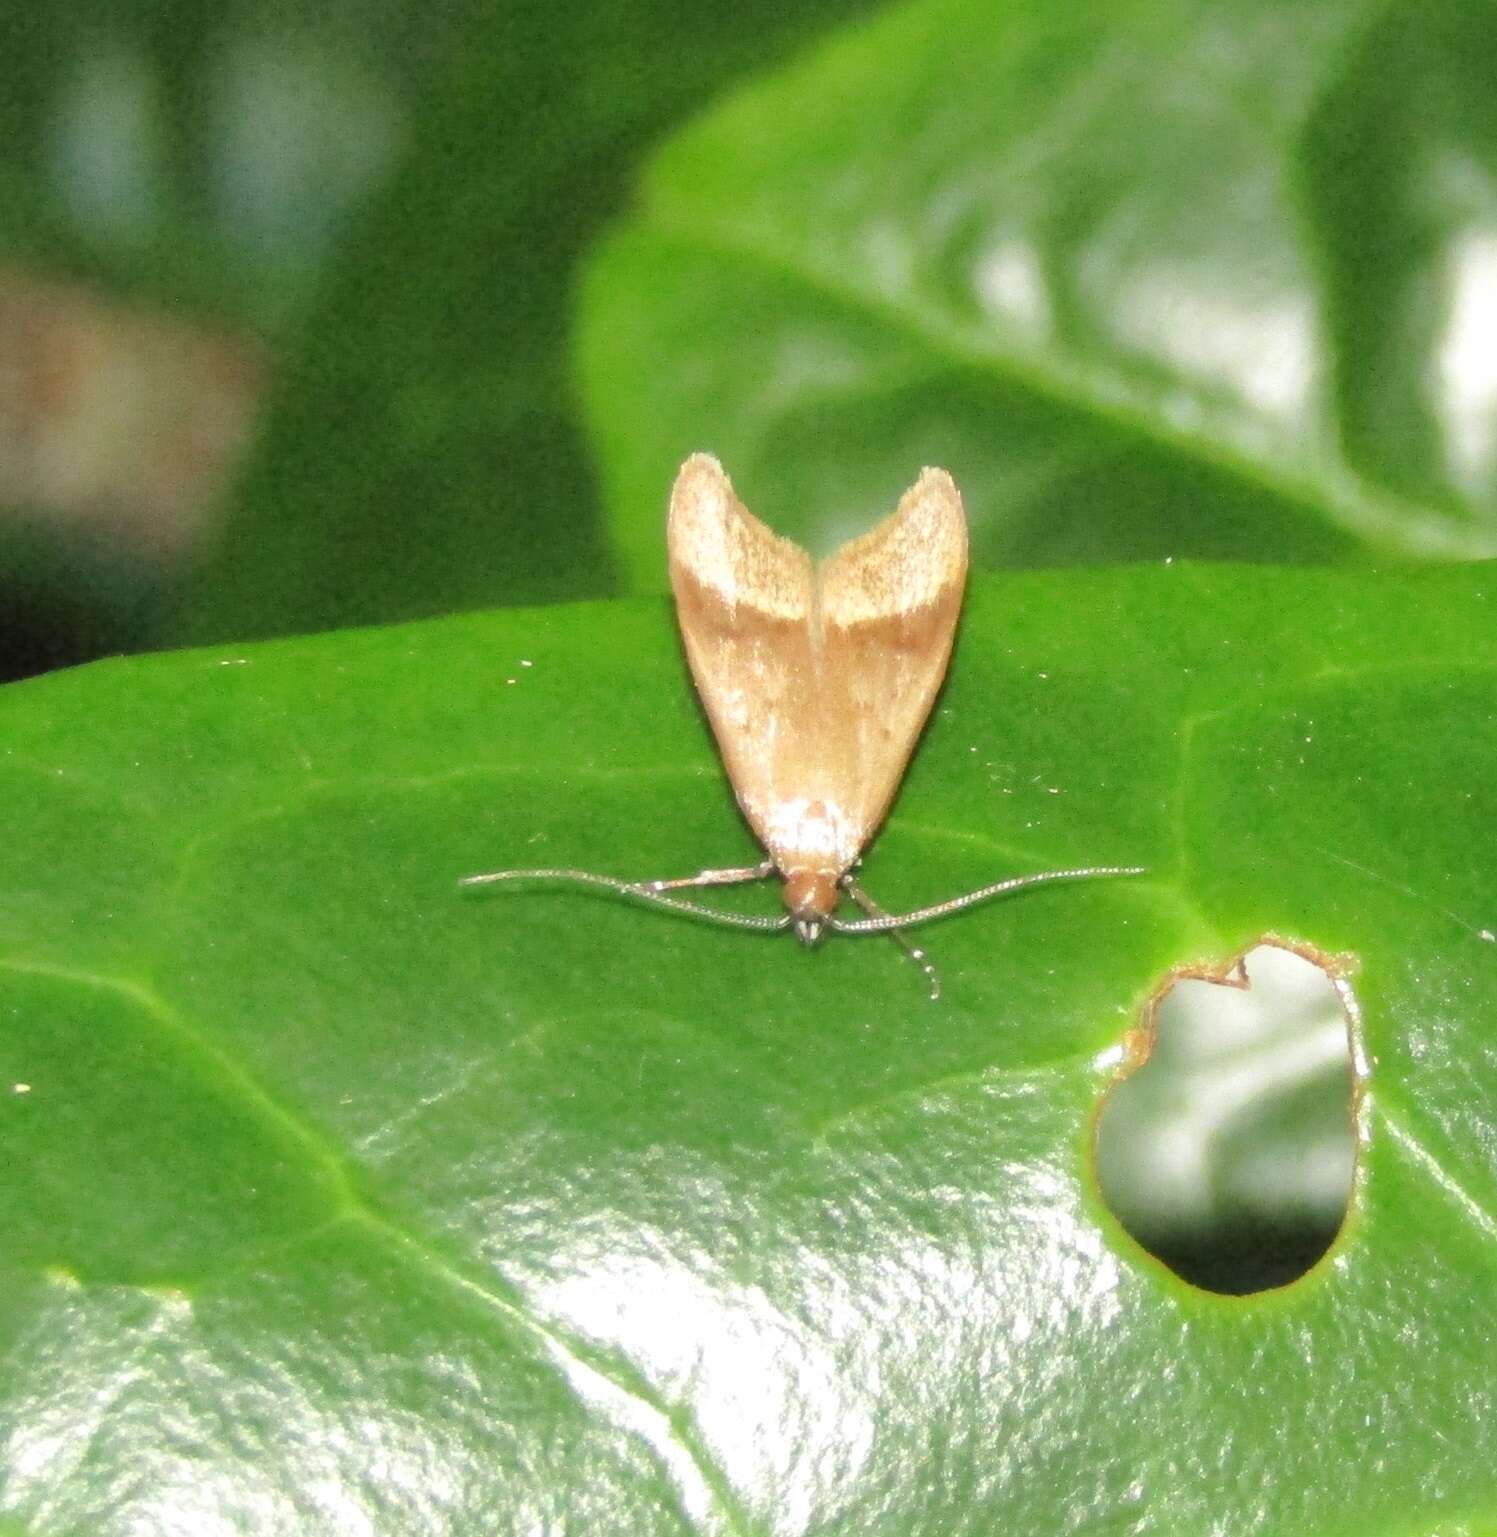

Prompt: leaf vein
[
  {"left": 639, "top": 219, "right": 1482, "bottom": 560},
  {"left": 0, "top": 956, "right": 749, "bottom": 1536},
  {"left": 1378, "top": 1105, "right": 1497, "bottom": 1248}
]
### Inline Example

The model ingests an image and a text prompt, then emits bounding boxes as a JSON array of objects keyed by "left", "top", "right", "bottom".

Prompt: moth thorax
[{"left": 782, "top": 869, "right": 839, "bottom": 947}]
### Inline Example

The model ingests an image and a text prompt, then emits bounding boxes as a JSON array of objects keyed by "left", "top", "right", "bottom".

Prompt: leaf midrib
[{"left": 627, "top": 215, "right": 1482, "bottom": 560}]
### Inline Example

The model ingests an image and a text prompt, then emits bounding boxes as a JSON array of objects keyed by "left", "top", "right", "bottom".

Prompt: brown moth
[{"left": 463, "top": 454, "right": 1143, "bottom": 998}]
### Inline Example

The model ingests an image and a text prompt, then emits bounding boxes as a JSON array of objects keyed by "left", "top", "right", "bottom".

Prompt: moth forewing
[
  {"left": 817, "top": 467, "right": 967, "bottom": 853},
  {"left": 668, "top": 455, "right": 819, "bottom": 873},
  {"left": 668, "top": 455, "right": 967, "bottom": 929}
]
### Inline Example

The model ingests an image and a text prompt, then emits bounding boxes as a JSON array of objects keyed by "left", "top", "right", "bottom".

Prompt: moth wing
[
  {"left": 814, "top": 466, "right": 968, "bottom": 851},
  {"left": 669, "top": 455, "right": 967, "bottom": 878},
  {"left": 668, "top": 455, "right": 820, "bottom": 864}
]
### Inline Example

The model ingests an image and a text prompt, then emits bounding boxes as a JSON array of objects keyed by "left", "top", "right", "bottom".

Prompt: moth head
[{"left": 782, "top": 870, "right": 839, "bottom": 946}]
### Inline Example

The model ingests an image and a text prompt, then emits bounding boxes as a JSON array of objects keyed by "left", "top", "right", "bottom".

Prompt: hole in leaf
[{"left": 1095, "top": 939, "right": 1363, "bottom": 1295}]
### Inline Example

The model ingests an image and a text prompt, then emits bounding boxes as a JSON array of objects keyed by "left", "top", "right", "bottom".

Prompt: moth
[{"left": 464, "top": 454, "right": 1142, "bottom": 997}]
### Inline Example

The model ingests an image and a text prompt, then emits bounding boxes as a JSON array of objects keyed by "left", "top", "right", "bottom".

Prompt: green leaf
[
  {"left": 165, "top": 0, "right": 886, "bottom": 648},
  {"left": 579, "top": 0, "right": 1497, "bottom": 590},
  {"left": 4, "top": 561, "right": 1495, "bottom": 1532}
]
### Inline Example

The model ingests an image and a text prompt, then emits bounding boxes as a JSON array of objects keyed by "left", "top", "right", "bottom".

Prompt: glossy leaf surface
[{"left": 3, "top": 563, "right": 1495, "bottom": 1533}]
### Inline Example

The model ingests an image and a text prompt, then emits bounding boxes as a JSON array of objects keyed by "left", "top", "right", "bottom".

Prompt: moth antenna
[
  {"left": 828, "top": 865, "right": 1147, "bottom": 935},
  {"left": 641, "top": 860, "right": 775, "bottom": 891},
  {"left": 459, "top": 866, "right": 792, "bottom": 932},
  {"left": 840, "top": 874, "right": 942, "bottom": 1001}
]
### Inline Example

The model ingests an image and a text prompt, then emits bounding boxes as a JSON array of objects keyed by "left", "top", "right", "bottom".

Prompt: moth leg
[
  {"left": 840, "top": 875, "right": 942, "bottom": 1002},
  {"left": 642, "top": 860, "right": 775, "bottom": 894}
]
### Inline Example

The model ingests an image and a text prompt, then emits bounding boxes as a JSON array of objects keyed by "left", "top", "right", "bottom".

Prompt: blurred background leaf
[
  {"left": 0, "top": 0, "right": 886, "bottom": 672},
  {"left": 5, "top": 0, "right": 1497, "bottom": 663},
  {"left": 580, "top": 0, "right": 1497, "bottom": 586}
]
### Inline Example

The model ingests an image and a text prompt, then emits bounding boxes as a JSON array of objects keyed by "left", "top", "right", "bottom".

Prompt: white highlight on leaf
[
  {"left": 973, "top": 234, "right": 1052, "bottom": 339},
  {"left": 539, "top": 1223, "right": 875, "bottom": 1533},
  {"left": 1111, "top": 261, "right": 1317, "bottom": 423},
  {"left": 1438, "top": 226, "right": 1497, "bottom": 493}
]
